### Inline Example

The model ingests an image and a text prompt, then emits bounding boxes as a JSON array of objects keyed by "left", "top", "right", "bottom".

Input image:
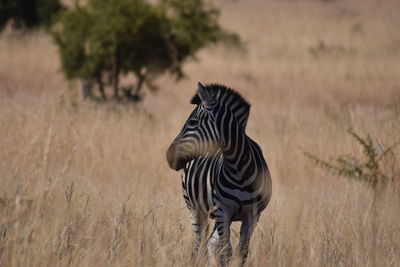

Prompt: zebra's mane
[
  {"left": 191, "top": 84, "right": 250, "bottom": 107},
  {"left": 191, "top": 83, "right": 251, "bottom": 130}
]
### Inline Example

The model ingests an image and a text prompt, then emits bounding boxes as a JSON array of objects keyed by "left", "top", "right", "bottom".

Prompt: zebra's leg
[
  {"left": 238, "top": 213, "right": 260, "bottom": 265},
  {"left": 215, "top": 211, "right": 233, "bottom": 266},
  {"left": 207, "top": 224, "right": 219, "bottom": 265},
  {"left": 190, "top": 212, "right": 207, "bottom": 252}
]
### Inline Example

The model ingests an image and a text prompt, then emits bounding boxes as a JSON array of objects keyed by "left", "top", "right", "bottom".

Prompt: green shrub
[
  {"left": 52, "top": 0, "right": 233, "bottom": 101},
  {"left": 305, "top": 128, "right": 399, "bottom": 265},
  {"left": 0, "top": 0, "right": 64, "bottom": 30},
  {"left": 304, "top": 128, "right": 399, "bottom": 189}
]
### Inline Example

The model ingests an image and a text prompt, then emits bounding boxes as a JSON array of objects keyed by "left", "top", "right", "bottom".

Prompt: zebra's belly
[{"left": 182, "top": 181, "right": 267, "bottom": 222}]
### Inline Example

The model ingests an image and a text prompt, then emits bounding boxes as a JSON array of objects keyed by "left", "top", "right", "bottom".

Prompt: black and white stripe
[{"left": 166, "top": 82, "right": 272, "bottom": 265}]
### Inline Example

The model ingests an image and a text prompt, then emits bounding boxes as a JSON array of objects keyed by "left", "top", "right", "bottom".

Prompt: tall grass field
[{"left": 0, "top": 0, "right": 399, "bottom": 266}]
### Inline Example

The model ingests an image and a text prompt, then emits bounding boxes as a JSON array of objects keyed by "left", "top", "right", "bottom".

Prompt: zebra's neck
[{"left": 218, "top": 115, "right": 254, "bottom": 182}]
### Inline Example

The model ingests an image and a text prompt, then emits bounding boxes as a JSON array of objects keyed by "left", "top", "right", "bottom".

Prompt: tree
[
  {"left": 0, "top": 0, "right": 64, "bottom": 31},
  {"left": 52, "top": 0, "right": 234, "bottom": 101}
]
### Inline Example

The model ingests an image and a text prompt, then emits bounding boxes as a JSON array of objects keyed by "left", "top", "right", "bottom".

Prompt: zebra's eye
[{"left": 187, "top": 119, "right": 198, "bottom": 127}]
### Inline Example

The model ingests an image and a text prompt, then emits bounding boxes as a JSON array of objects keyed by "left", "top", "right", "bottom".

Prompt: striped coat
[{"left": 167, "top": 82, "right": 272, "bottom": 265}]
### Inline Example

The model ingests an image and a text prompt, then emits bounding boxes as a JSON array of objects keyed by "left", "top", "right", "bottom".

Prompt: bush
[
  {"left": 52, "top": 0, "right": 234, "bottom": 101},
  {"left": 304, "top": 128, "right": 398, "bottom": 189},
  {"left": 304, "top": 128, "right": 399, "bottom": 265},
  {"left": 0, "top": 0, "right": 64, "bottom": 30}
]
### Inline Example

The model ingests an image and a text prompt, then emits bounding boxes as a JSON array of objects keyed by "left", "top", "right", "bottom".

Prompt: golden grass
[{"left": 0, "top": 0, "right": 399, "bottom": 266}]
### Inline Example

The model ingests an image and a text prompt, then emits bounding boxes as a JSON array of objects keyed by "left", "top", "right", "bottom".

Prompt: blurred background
[{"left": 0, "top": 0, "right": 399, "bottom": 266}]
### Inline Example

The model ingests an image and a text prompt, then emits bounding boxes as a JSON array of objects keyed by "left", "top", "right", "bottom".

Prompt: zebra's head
[{"left": 166, "top": 82, "right": 250, "bottom": 171}]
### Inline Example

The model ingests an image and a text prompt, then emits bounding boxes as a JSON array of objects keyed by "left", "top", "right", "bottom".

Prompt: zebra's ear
[{"left": 197, "top": 82, "right": 215, "bottom": 107}]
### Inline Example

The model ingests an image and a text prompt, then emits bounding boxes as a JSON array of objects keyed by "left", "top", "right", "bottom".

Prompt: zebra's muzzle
[{"left": 166, "top": 143, "right": 187, "bottom": 171}]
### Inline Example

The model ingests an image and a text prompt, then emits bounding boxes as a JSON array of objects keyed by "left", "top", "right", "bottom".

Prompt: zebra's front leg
[
  {"left": 238, "top": 213, "right": 260, "bottom": 266},
  {"left": 207, "top": 224, "right": 219, "bottom": 266},
  {"left": 215, "top": 212, "right": 233, "bottom": 266},
  {"left": 190, "top": 212, "right": 207, "bottom": 253}
]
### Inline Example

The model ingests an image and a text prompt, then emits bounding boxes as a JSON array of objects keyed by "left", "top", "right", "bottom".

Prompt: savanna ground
[{"left": 1, "top": 0, "right": 400, "bottom": 266}]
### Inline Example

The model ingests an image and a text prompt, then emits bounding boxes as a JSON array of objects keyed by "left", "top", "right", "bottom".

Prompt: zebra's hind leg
[{"left": 238, "top": 213, "right": 260, "bottom": 266}]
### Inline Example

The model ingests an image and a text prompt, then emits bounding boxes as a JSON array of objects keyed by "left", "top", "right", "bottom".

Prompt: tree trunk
[
  {"left": 133, "top": 68, "right": 147, "bottom": 98},
  {"left": 79, "top": 78, "right": 92, "bottom": 99},
  {"left": 112, "top": 53, "right": 120, "bottom": 99},
  {"left": 96, "top": 75, "right": 106, "bottom": 100}
]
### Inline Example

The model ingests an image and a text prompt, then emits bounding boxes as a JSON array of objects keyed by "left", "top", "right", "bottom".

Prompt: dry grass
[{"left": 1, "top": 0, "right": 400, "bottom": 266}]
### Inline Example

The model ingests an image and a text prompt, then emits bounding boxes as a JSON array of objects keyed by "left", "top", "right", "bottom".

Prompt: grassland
[{"left": 0, "top": 0, "right": 399, "bottom": 266}]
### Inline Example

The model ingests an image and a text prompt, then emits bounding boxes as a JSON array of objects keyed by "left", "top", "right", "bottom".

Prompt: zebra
[{"left": 166, "top": 82, "right": 272, "bottom": 265}]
